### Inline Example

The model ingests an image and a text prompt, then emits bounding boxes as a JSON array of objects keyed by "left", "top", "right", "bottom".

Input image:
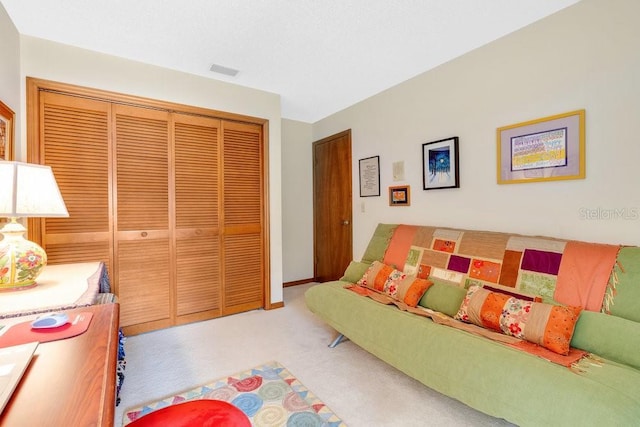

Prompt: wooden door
[
  {"left": 173, "top": 113, "right": 222, "bottom": 323},
  {"left": 221, "top": 121, "right": 265, "bottom": 315},
  {"left": 30, "top": 92, "right": 113, "bottom": 270},
  {"left": 313, "top": 130, "right": 352, "bottom": 282},
  {"left": 113, "top": 104, "right": 172, "bottom": 330}
]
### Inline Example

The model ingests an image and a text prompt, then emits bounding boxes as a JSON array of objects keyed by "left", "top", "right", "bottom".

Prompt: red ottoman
[{"left": 128, "top": 399, "right": 251, "bottom": 427}]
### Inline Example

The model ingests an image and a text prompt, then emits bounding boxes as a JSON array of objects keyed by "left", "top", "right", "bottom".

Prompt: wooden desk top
[{"left": 0, "top": 303, "right": 119, "bottom": 427}]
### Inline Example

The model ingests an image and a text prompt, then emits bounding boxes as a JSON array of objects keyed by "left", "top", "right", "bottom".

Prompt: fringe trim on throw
[
  {"left": 602, "top": 260, "right": 624, "bottom": 315},
  {"left": 570, "top": 353, "right": 605, "bottom": 374}
]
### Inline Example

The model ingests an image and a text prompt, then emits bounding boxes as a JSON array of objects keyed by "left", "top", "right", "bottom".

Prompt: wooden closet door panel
[
  {"left": 223, "top": 233, "right": 262, "bottom": 312},
  {"left": 113, "top": 105, "right": 171, "bottom": 328},
  {"left": 174, "top": 114, "right": 221, "bottom": 318},
  {"left": 222, "top": 122, "right": 262, "bottom": 228},
  {"left": 176, "top": 235, "right": 219, "bottom": 318},
  {"left": 222, "top": 121, "right": 264, "bottom": 314},
  {"left": 117, "top": 239, "right": 171, "bottom": 326},
  {"left": 114, "top": 105, "right": 170, "bottom": 231},
  {"left": 38, "top": 92, "right": 112, "bottom": 268}
]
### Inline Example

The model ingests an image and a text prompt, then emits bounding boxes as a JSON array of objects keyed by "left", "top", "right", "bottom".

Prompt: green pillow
[
  {"left": 570, "top": 310, "right": 640, "bottom": 370},
  {"left": 340, "top": 261, "right": 371, "bottom": 283},
  {"left": 418, "top": 280, "right": 467, "bottom": 318}
]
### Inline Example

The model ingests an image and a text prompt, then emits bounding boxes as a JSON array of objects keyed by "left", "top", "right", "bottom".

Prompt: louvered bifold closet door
[
  {"left": 37, "top": 92, "right": 112, "bottom": 268},
  {"left": 222, "top": 121, "right": 264, "bottom": 315},
  {"left": 113, "top": 104, "right": 172, "bottom": 330},
  {"left": 173, "top": 113, "right": 222, "bottom": 322}
]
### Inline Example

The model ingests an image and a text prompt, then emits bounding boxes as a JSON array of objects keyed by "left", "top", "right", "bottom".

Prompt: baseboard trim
[
  {"left": 268, "top": 301, "right": 284, "bottom": 310},
  {"left": 283, "top": 278, "right": 315, "bottom": 288}
]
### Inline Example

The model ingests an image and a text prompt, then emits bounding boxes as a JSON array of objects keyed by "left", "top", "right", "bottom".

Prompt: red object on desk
[
  {"left": 0, "top": 312, "right": 93, "bottom": 348},
  {"left": 127, "top": 400, "right": 251, "bottom": 427}
]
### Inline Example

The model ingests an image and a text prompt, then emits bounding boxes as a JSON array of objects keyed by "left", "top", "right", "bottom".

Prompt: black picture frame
[
  {"left": 389, "top": 185, "right": 410, "bottom": 206},
  {"left": 359, "top": 155, "right": 380, "bottom": 197},
  {"left": 422, "top": 136, "right": 459, "bottom": 190}
]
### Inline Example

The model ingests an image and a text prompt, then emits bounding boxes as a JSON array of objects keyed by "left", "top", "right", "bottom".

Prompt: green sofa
[{"left": 305, "top": 224, "right": 640, "bottom": 426}]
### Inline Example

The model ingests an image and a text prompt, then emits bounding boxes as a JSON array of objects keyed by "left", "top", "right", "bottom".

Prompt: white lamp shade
[{"left": 0, "top": 161, "right": 69, "bottom": 217}]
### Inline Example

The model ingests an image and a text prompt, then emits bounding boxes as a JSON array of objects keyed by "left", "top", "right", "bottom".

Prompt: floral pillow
[
  {"left": 455, "top": 285, "right": 582, "bottom": 355},
  {"left": 482, "top": 284, "right": 542, "bottom": 302},
  {"left": 357, "top": 261, "right": 433, "bottom": 307}
]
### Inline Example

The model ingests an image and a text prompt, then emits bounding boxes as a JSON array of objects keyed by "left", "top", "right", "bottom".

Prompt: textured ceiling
[{"left": 1, "top": 0, "right": 580, "bottom": 122}]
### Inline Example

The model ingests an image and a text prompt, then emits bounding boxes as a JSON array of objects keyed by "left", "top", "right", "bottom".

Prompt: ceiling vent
[{"left": 209, "top": 63, "right": 239, "bottom": 77}]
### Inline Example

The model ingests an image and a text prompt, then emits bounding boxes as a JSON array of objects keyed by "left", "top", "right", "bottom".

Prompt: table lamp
[{"left": 0, "top": 161, "right": 69, "bottom": 291}]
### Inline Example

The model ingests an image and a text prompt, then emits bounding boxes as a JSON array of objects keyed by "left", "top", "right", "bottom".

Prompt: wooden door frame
[{"left": 312, "top": 129, "right": 353, "bottom": 281}]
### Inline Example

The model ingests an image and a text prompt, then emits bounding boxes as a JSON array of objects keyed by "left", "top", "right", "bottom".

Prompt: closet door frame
[{"left": 26, "top": 77, "right": 274, "bottom": 316}]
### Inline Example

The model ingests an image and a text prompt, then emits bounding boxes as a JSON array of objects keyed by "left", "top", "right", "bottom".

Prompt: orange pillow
[
  {"left": 357, "top": 261, "right": 433, "bottom": 307},
  {"left": 455, "top": 285, "right": 582, "bottom": 355}
]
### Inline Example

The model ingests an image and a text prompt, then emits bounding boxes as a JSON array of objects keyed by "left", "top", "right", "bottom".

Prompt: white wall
[
  {"left": 313, "top": 0, "right": 640, "bottom": 262},
  {"left": 18, "top": 36, "right": 284, "bottom": 303},
  {"left": 281, "top": 119, "right": 314, "bottom": 282},
  {"left": 0, "top": 3, "right": 20, "bottom": 150}
]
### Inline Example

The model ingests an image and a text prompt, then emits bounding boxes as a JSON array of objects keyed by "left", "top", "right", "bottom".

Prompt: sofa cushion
[
  {"left": 340, "top": 261, "right": 371, "bottom": 283},
  {"left": 361, "top": 224, "right": 397, "bottom": 263},
  {"left": 571, "top": 310, "right": 640, "bottom": 370},
  {"left": 357, "top": 261, "right": 433, "bottom": 307},
  {"left": 305, "top": 281, "right": 640, "bottom": 427},
  {"left": 417, "top": 280, "right": 467, "bottom": 317},
  {"left": 455, "top": 285, "right": 581, "bottom": 355}
]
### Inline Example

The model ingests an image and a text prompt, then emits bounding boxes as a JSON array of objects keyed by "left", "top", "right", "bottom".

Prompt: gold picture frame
[
  {"left": 0, "top": 100, "right": 15, "bottom": 161},
  {"left": 389, "top": 185, "right": 410, "bottom": 206},
  {"left": 497, "top": 109, "right": 585, "bottom": 184}
]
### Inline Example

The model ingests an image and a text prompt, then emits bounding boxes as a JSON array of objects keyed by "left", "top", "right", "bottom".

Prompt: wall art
[
  {"left": 359, "top": 155, "right": 380, "bottom": 197},
  {"left": 389, "top": 185, "right": 410, "bottom": 206},
  {"left": 0, "top": 100, "right": 15, "bottom": 161},
  {"left": 497, "top": 109, "right": 585, "bottom": 184},
  {"left": 422, "top": 136, "right": 459, "bottom": 190}
]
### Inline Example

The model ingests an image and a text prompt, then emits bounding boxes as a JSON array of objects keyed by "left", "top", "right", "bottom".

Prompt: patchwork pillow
[
  {"left": 455, "top": 285, "right": 582, "bottom": 355},
  {"left": 357, "top": 261, "right": 433, "bottom": 307}
]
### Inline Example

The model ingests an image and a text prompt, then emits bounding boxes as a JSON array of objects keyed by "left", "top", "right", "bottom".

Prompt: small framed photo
[
  {"left": 389, "top": 185, "right": 410, "bottom": 206},
  {"left": 359, "top": 155, "right": 380, "bottom": 197},
  {"left": 497, "top": 109, "right": 585, "bottom": 184},
  {"left": 422, "top": 137, "right": 459, "bottom": 190}
]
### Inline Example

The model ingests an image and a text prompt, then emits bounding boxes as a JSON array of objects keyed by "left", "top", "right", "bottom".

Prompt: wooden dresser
[{"left": 0, "top": 303, "right": 119, "bottom": 426}]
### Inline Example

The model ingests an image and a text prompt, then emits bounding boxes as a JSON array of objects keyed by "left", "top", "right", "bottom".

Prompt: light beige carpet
[{"left": 115, "top": 283, "right": 514, "bottom": 426}]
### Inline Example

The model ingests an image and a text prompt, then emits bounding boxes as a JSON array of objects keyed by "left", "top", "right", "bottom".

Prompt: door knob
[{"left": 342, "top": 220, "right": 350, "bottom": 225}]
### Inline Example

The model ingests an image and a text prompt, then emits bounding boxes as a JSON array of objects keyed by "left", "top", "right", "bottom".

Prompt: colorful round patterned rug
[{"left": 123, "top": 361, "right": 346, "bottom": 426}]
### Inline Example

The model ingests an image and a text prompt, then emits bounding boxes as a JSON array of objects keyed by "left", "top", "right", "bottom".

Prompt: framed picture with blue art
[{"left": 422, "top": 136, "right": 459, "bottom": 190}]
